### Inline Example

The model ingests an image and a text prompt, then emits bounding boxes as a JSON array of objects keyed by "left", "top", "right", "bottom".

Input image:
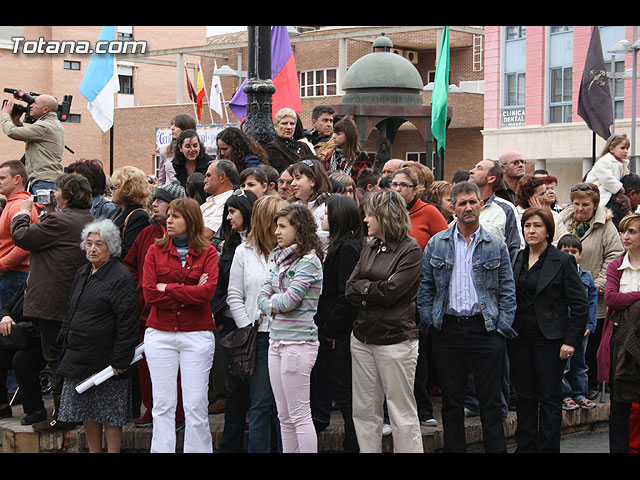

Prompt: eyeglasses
[
  {"left": 86, "top": 240, "right": 107, "bottom": 250},
  {"left": 508, "top": 159, "right": 526, "bottom": 166},
  {"left": 390, "top": 182, "right": 416, "bottom": 189},
  {"left": 570, "top": 185, "right": 598, "bottom": 193}
]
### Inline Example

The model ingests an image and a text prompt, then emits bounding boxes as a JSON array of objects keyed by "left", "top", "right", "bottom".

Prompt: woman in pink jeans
[{"left": 257, "top": 204, "right": 324, "bottom": 453}]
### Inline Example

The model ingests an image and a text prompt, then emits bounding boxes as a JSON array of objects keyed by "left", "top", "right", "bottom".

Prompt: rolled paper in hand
[{"left": 75, "top": 343, "right": 145, "bottom": 394}]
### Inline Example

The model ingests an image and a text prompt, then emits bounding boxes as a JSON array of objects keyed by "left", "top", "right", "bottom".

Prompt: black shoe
[
  {"left": 0, "top": 405, "right": 12, "bottom": 418},
  {"left": 21, "top": 408, "right": 47, "bottom": 426}
]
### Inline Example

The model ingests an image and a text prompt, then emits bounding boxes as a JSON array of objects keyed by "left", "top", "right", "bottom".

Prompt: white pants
[
  {"left": 350, "top": 334, "right": 423, "bottom": 453},
  {"left": 144, "top": 328, "right": 215, "bottom": 453}
]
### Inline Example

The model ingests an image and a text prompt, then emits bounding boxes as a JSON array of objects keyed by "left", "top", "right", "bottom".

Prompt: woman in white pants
[{"left": 142, "top": 198, "right": 219, "bottom": 453}]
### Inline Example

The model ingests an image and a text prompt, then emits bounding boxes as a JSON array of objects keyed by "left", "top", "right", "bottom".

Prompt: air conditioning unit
[
  {"left": 403, "top": 50, "right": 419, "bottom": 64},
  {"left": 391, "top": 48, "right": 404, "bottom": 56}
]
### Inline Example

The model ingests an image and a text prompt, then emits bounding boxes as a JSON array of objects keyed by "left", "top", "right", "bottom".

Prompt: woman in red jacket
[{"left": 142, "top": 198, "right": 219, "bottom": 453}]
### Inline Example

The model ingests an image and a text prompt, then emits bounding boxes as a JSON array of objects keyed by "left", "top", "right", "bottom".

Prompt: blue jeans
[
  {"left": 561, "top": 336, "right": 589, "bottom": 399},
  {"left": 0, "top": 270, "right": 28, "bottom": 309},
  {"left": 219, "top": 331, "right": 281, "bottom": 453}
]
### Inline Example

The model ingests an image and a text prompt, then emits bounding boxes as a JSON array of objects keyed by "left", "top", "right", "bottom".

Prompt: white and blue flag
[{"left": 79, "top": 26, "right": 120, "bottom": 132}]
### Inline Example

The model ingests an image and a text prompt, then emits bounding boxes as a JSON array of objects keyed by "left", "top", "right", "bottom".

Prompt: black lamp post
[{"left": 242, "top": 26, "right": 276, "bottom": 146}]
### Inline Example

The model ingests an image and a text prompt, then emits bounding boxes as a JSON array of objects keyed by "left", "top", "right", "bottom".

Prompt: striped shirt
[
  {"left": 445, "top": 224, "right": 482, "bottom": 317},
  {"left": 257, "top": 251, "right": 322, "bottom": 342}
]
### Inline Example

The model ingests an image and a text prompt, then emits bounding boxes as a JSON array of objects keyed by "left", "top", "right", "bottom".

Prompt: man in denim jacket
[{"left": 417, "top": 181, "right": 517, "bottom": 453}]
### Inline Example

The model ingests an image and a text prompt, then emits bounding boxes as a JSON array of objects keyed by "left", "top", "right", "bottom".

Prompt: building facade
[
  {"left": 483, "top": 25, "right": 640, "bottom": 204},
  {"left": 1, "top": 26, "right": 485, "bottom": 183}
]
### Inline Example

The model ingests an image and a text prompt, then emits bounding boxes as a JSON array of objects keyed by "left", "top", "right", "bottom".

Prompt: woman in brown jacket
[{"left": 345, "top": 190, "right": 423, "bottom": 453}]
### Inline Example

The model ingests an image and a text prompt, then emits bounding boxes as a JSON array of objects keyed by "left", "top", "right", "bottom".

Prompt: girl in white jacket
[{"left": 585, "top": 133, "right": 631, "bottom": 207}]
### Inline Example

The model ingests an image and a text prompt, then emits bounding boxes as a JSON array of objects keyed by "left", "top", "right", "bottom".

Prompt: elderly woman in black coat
[{"left": 56, "top": 219, "right": 139, "bottom": 453}]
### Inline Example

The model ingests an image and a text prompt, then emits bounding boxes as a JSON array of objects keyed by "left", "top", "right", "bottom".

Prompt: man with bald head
[
  {"left": 496, "top": 150, "right": 526, "bottom": 205},
  {"left": 1, "top": 93, "right": 65, "bottom": 197},
  {"left": 382, "top": 159, "right": 404, "bottom": 178}
]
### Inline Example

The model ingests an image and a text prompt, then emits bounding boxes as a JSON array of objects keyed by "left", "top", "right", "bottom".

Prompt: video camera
[{"left": 2, "top": 88, "right": 73, "bottom": 124}]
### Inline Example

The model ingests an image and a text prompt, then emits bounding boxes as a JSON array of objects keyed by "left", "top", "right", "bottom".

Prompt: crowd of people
[{"left": 1, "top": 94, "right": 639, "bottom": 454}]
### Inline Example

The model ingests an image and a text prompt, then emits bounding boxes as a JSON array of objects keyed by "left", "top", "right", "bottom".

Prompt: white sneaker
[
  {"left": 382, "top": 423, "right": 392, "bottom": 436},
  {"left": 421, "top": 418, "right": 438, "bottom": 427}
]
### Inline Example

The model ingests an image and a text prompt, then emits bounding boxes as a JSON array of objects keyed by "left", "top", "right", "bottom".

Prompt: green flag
[{"left": 431, "top": 26, "right": 450, "bottom": 158}]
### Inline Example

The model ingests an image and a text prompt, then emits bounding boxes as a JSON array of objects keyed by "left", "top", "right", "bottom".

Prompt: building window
[
  {"left": 502, "top": 26, "right": 527, "bottom": 126},
  {"left": 119, "top": 75, "right": 134, "bottom": 95},
  {"left": 406, "top": 152, "right": 427, "bottom": 163},
  {"left": 64, "top": 60, "right": 80, "bottom": 70},
  {"left": 549, "top": 66, "right": 573, "bottom": 123},
  {"left": 505, "top": 72, "right": 525, "bottom": 107},
  {"left": 299, "top": 68, "right": 338, "bottom": 97},
  {"left": 604, "top": 59, "right": 625, "bottom": 119},
  {"left": 65, "top": 114, "right": 81, "bottom": 123},
  {"left": 505, "top": 26, "right": 526, "bottom": 41},
  {"left": 548, "top": 27, "right": 573, "bottom": 124}
]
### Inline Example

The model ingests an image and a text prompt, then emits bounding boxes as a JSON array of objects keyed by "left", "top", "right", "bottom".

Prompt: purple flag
[{"left": 229, "top": 26, "right": 301, "bottom": 122}]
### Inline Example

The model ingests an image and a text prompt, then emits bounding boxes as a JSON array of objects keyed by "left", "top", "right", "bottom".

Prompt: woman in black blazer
[{"left": 509, "top": 207, "right": 589, "bottom": 453}]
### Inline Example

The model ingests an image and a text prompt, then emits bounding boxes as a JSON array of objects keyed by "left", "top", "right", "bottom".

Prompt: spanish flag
[{"left": 195, "top": 62, "right": 206, "bottom": 121}]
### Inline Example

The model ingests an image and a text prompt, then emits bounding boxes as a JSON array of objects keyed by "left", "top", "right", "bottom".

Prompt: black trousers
[
  {"left": 0, "top": 342, "right": 46, "bottom": 414},
  {"left": 432, "top": 315, "right": 507, "bottom": 453},
  {"left": 508, "top": 332, "right": 565, "bottom": 453}
]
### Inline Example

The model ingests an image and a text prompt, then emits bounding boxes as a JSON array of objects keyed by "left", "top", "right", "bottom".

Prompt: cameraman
[{"left": 1, "top": 94, "right": 64, "bottom": 196}]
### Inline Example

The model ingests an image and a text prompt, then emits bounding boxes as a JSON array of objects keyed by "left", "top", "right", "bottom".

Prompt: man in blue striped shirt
[{"left": 418, "top": 181, "right": 516, "bottom": 453}]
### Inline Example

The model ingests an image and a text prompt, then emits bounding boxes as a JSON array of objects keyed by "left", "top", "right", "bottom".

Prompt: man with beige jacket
[{"left": 1, "top": 94, "right": 64, "bottom": 198}]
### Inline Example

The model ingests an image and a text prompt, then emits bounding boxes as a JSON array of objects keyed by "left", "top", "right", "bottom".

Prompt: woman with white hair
[
  {"left": 56, "top": 218, "right": 139, "bottom": 453},
  {"left": 264, "top": 108, "right": 315, "bottom": 174}
]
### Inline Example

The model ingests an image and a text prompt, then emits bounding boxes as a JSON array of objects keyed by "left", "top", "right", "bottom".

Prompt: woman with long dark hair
[
  {"left": 217, "top": 126, "right": 269, "bottom": 172},
  {"left": 158, "top": 114, "right": 197, "bottom": 185},
  {"left": 315, "top": 194, "right": 364, "bottom": 452},
  {"left": 142, "top": 198, "right": 219, "bottom": 453},
  {"left": 171, "top": 129, "right": 214, "bottom": 188},
  {"left": 324, "top": 116, "right": 371, "bottom": 181}
]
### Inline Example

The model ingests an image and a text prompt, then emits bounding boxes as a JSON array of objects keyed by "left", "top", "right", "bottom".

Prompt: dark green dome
[{"left": 342, "top": 37, "right": 423, "bottom": 91}]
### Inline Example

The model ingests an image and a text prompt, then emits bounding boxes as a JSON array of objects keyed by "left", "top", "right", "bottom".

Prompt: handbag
[{"left": 219, "top": 323, "right": 258, "bottom": 380}]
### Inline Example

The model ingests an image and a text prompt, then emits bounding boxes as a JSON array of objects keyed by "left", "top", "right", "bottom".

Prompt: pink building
[{"left": 483, "top": 26, "right": 639, "bottom": 204}]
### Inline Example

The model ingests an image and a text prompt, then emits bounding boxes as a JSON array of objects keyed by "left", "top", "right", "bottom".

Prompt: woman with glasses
[
  {"left": 558, "top": 182, "right": 624, "bottom": 396},
  {"left": 389, "top": 167, "right": 448, "bottom": 251},
  {"left": 142, "top": 198, "right": 219, "bottom": 453},
  {"left": 265, "top": 108, "right": 314, "bottom": 174}
]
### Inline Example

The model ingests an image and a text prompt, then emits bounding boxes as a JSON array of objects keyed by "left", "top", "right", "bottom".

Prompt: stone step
[{"left": 0, "top": 393, "right": 611, "bottom": 453}]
